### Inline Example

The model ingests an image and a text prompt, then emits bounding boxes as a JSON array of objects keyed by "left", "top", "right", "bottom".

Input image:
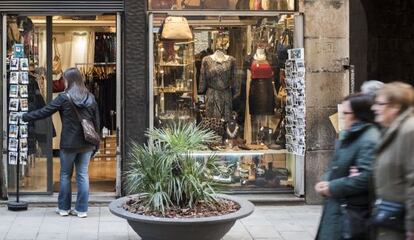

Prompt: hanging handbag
[
  {"left": 198, "top": 101, "right": 227, "bottom": 137},
  {"left": 236, "top": 0, "right": 250, "bottom": 10},
  {"left": 150, "top": 0, "right": 176, "bottom": 9},
  {"left": 370, "top": 199, "right": 405, "bottom": 232},
  {"left": 161, "top": 16, "right": 193, "bottom": 40},
  {"left": 199, "top": 117, "right": 226, "bottom": 137},
  {"left": 182, "top": 0, "right": 201, "bottom": 9},
  {"left": 66, "top": 93, "right": 101, "bottom": 146},
  {"left": 203, "top": 0, "right": 229, "bottom": 9},
  {"left": 53, "top": 76, "right": 65, "bottom": 93},
  {"left": 52, "top": 37, "right": 62, "bottom": 75}
]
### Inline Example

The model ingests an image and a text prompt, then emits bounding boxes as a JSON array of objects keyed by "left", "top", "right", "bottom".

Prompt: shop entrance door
[{"left": 2, "top": 14, "right": 121, "bottom": 194}]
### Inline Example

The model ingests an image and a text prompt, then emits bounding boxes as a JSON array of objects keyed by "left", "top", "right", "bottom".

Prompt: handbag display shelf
[{"left": 92, "top": 135, "right": 117, "bottom": 162}]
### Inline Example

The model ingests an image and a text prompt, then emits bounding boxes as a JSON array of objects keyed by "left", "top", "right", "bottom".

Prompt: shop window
[
  {"left": 5, "top": 15, "right": 118, "bottom": 193},
  {"left": 149, "top": 0, "right": 296, "bottom": 11},
  {"left": 151, "top": 15, "right": 298, "bottom": 192}
]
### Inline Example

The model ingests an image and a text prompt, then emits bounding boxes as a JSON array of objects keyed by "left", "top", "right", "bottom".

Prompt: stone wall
[{"left": 301, "top": 0, "right": 350, "bottom": 204}]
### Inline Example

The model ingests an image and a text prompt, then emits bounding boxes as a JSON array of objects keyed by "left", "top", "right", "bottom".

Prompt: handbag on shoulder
[
  {"left": 53, "top": 76, "right": 65, "bottom": 93},
  {"left": 370, "top": 199, "right": 405, "bottom": 232},
  {"left": 66, "top": 93, "right": 101, "bottom": 146},
  {"left": 161, "top": 16, "right": 193, "bottom": 40}
]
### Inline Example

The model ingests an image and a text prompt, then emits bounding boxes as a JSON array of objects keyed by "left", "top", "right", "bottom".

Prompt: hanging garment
[
  {"left": 27, "top": 75, "right": 56, "bottom": 155},
  {"left": 248, "top": 60, "right": 275, "bottom": 115},
  {"left": 203, "top": 0, "right": 229, "bottom": 9},
  {"left": 198, "top": 55, "right": 238, "bottom": 121}
]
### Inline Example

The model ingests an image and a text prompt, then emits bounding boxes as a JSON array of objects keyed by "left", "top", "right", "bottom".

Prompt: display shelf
[
  {"left": 156, "top": 87, "right": 192, "bottom": 94},
  {"left": 158, "top": 63, "right": 192, "bottom": 67},
  {"left": 190, "top": 149, "right": 287, "bottom": 157}
]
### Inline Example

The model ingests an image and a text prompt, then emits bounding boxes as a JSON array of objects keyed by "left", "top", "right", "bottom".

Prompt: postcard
[{"left": 10, "top": 72, "right": 19, "bottom": 84}]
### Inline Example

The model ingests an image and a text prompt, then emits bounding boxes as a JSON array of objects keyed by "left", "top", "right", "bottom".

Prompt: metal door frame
[{"left": 1, "top": 12, "right": 124, "bottom": 196}]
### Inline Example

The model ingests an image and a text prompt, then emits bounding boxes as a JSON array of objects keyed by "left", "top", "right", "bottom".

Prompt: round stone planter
[{"left": 109, "top": 194, "right": 254, "bottom": 240}]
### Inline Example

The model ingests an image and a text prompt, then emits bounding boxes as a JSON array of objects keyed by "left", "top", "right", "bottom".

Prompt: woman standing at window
[{"left": 23, "top": 68, "right": 100, "bottom": 218}]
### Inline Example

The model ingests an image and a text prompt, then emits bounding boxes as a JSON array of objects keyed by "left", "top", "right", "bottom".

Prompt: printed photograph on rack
[
  {"left": 10, "top": 72, "right": 19, "bottom": 84},
  {"left": 19, "top": 138, "right": 28, "bottom": 152},
  {"left": 19, "top": 152, "right": 28, "bottom": 165},
  {"left": 8, "top": 152, "right": 18, "bottom": 165},
  {"left": 20, "top": 72, "right": 29, "bottom": 84},
  {"left": 9, "top": 125, "right": 19, "bottom": 138},
  {"left": 20, "top": 99, "right": 29, "bottom": 111},
  {"left": 19, "top": 85, "right": 29, "bottom": 98},
  {"left": 8, "top": 138, "right": 18, "bottom": 152},
  {"left": 9, "top": 112, "right": 19, "bottom": 124},
  {"left": 10, "top": 58, "right": 19, "bottom": 70},
  {"left": 20, "top": 58, "right": 29, "bottom": 71},
  {"left": 9, "top": 98, "right": 19, "bottom": 111},
  {"left": 9, "top": 85, "right": 19, "bottom": 98},
  {"left": 19, "top": 125, "right": 28, "bottom": 138}
]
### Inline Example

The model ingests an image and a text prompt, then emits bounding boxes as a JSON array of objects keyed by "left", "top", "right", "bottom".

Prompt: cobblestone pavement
[{"left": 0, "top": 205, "right": 321, "bottom": 240}]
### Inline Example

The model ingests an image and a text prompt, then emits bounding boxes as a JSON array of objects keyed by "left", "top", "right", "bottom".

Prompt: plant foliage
[{"left": 125, "top": 122, "right": 222, "bottom": 214}]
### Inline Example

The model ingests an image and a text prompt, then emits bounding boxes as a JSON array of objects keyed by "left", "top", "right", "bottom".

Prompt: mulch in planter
[{"left": 123, "top": 196, "right": 241, "bottom": 218}]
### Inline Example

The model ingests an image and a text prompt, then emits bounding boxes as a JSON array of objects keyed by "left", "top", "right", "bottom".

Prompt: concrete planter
[{"left": 109, "top": 194, "right": 254, "bottom": 240}]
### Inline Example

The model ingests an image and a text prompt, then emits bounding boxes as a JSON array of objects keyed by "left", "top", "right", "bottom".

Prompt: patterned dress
[{"left": 198, "top": 55, "right": 239, "bottom": 121}]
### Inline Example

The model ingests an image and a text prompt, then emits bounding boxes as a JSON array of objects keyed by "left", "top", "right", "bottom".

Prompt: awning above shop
[{"left": 0, "top": 0, "right": 124, "bottom": 14}]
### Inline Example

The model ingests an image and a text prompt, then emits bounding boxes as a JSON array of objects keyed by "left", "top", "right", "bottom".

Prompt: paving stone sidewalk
[{"left": 0, "top": 205, "right": 321, "bottom": 240}]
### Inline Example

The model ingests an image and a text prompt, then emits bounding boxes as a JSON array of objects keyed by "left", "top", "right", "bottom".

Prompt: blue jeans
[{"left": 58, "top": 150, "right": 93, "bottom": 212}]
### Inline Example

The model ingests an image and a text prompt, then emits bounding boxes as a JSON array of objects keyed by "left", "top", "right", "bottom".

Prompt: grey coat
[
  {"left": 374, "top": 108, "right": 414, "bottom": 239},
  {"left": 316, "top": 123, "right": 380, "bottom": 240}
]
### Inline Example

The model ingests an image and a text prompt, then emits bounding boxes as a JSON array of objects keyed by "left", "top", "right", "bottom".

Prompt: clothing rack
[{"left": 75, "top": 62, "right": 116, "bottom": 67}]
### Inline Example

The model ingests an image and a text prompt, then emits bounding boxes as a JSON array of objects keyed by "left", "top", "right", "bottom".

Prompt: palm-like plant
[{"left": 125, "top": 122, "right": 222, "bottom": 214}]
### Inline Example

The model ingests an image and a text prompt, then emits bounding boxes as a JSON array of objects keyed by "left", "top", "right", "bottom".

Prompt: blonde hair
[{"left": 377, "top": 82, "right": 414, "bottom": 112}]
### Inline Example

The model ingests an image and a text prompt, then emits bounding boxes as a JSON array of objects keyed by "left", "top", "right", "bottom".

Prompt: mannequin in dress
[
  {"left": 248, "top": 45, "right": 276, "bottom": 144},
  {"left": 198, "top": 46, "right": 238, "bottom": 121},
  {"left": 211, "top": 49, "right": 229, "bottom": 63}
]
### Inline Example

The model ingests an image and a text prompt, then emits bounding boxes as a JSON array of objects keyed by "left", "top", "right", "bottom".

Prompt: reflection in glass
[
  {"left": 149, "top": 0, "right": 295, "bottom": 11},
  {"left": 152, "top": 15, "right": 296, "bottom": 192}
]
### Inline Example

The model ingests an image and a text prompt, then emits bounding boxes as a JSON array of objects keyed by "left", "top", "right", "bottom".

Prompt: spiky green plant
[{"left": 125, "top": 122, "right": 223, "bottom": 214}]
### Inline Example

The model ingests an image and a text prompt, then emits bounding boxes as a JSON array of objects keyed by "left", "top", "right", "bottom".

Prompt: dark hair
[
  {"left": 344, "top": 93, "right": 375, "bottom": 123},
  {"left": 377, "top": 82, "right": 414, "bottom": 113},
  {"left": 63, "top": 67, "right": 89, "bottom": 102}
]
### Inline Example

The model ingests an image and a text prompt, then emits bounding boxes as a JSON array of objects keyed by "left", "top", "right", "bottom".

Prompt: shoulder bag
[
  {"left": 370, "top": 199, "right": 405, "bottom": 232},
  {"left": 66, "top": 94, "right": 101, "bottom": 146}
]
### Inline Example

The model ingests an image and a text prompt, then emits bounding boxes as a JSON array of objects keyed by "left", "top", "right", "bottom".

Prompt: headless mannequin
[
  {"left": 253, "top": 47, "right": 267, "bottom": 61},
  {"left": 251, "top": 47, "right": 273, "bottom": 144},
  {"left": 211, "top": 49, "right": 229, "bottom": 63}
]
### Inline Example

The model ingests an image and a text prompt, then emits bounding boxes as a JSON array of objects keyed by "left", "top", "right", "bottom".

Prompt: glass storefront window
[
  {"left": 149, "top": 0, "right": 296, "bottom": 11},
  {"left": 151, "top": 15, "right": 296, "bottom": 192},
  {"left": 5, "top": 15, "right": 118, "bottom": 193},
  {"left": 6, "top": 16, "right": 49, "bottom": 192}
]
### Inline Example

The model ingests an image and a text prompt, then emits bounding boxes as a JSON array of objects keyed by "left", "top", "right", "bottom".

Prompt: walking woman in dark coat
[
  {"left": 315, "top": 93, "right": 380, "bottom": 240},
  {"left": 23, "top": 68, "right": 99, "bottom": 218}
]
